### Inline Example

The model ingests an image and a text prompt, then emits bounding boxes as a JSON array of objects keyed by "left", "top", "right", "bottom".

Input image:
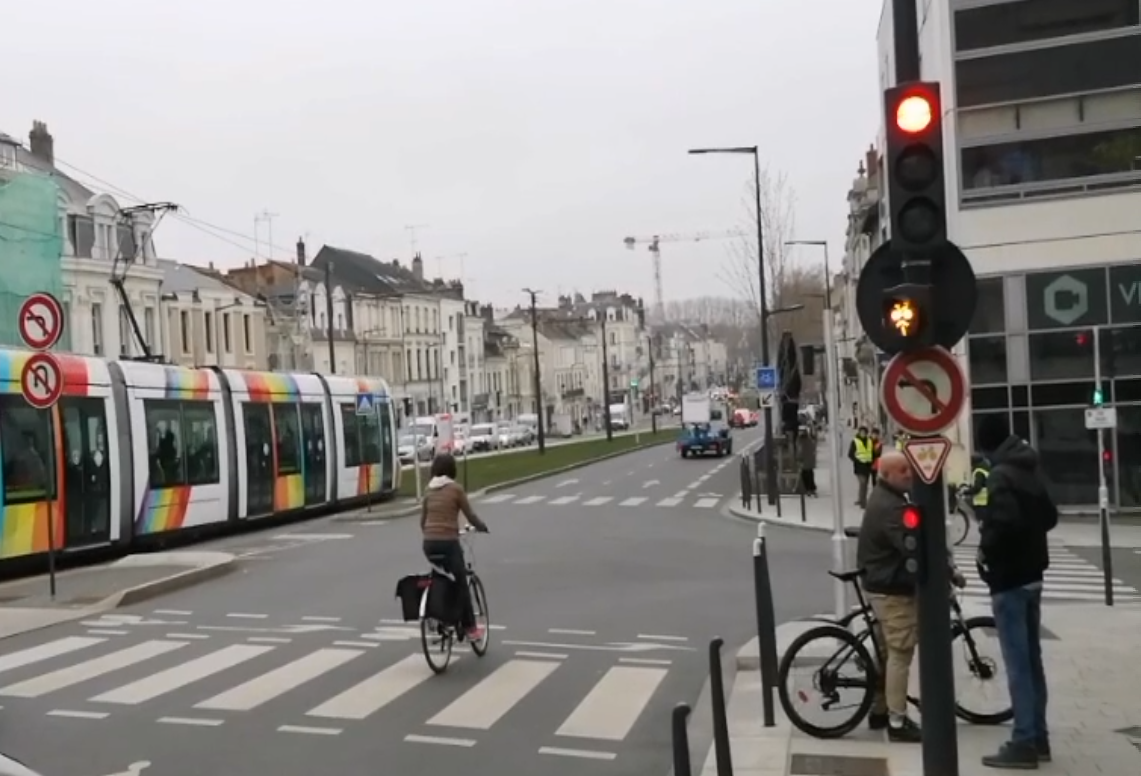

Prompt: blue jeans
[{"left": 991, "top": 584, "right": 1048, "bottom": 745}]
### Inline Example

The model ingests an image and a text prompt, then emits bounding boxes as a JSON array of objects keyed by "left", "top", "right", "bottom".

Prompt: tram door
[
  {"left": 242, "top": 403, "right": 274, "bottom": 516},
  {"left": 59, "top": 398, "right": 112, "bottom": 547},
  {"left": 299, "top": 404, "right": 326, "bottom": 505},
  {"left": 379, "top": 401, "right": 395, "bottom": 492}
]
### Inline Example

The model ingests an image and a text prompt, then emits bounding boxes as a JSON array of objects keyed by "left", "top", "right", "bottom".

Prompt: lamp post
[
  {"left": 689, "top": 145, "right": 777, "bottom": 503},
  {"left": 522, "top": 288, "right": 546, "bottom": 454}
]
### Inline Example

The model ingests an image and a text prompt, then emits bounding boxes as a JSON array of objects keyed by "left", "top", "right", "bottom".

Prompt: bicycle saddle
[{"left": 828, "top": 568, "right": 866, "bottom": 582}]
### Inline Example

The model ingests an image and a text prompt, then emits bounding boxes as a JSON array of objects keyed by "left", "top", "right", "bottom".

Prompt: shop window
[
  {"left": 968, "top": 279, "right": 1006, "bottom": 335},
  {"left": 0, "top": 397, "right": 54, "bottom": 504},
  {"left": 968, "top": 335, "right": 1008, "bottom": 384},
  {"left": 1033, "top": 408, "right": 1100, "bottom": 506},
  {"left": 1113, "top": 405, "right": 1141, "bottom": 507},
  {"left": 1029, "top": 330, "right": 1096, "bottom": 381}
]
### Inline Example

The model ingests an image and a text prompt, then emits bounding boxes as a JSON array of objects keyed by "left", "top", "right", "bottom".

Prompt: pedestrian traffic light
[
  {"left": 1093, "top": 386, "right": 1104, "bottom": 406},
  {"left": 884, "top": 81, "right": 946, "bottom": 255},
  {"left": 881, "top": 282, "right": 933, "bottom": 351},
  {"left": 901, "top": 504, "right": 923, "bottom": 581},
  {"left": 630, "top": 378, "right": 639, "bottom": 388}
]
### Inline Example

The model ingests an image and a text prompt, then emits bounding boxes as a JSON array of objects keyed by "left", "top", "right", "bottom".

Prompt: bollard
[
  {"left": 671, "top": 703, "right": 693, "bottom": 776},
  {"left": 709, "top": 637, "right": 734, "bottom": 776},
  {"left": 752, "top": 523, "right": 779, "bottom": 728},
  {"left": 739, "top": 456, "right": 752, "bottom": 508}
]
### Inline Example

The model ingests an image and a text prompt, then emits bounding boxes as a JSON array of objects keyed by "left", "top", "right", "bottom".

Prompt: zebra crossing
[
  {"left": 953, "top": 545, "right": 1141, "bottom": 603},
  {"left": 0, "top": 629, "right": 679, "bottom": 757},
  {"left": 478, "top": 492, "right": 728, "bottom": 510}
]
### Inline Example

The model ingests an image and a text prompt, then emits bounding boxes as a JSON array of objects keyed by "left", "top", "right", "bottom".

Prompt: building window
[
  {"left": 119, "top": 305, "right": 132, "bottom": 356},
  {"left": 969, "top": 278, "right": 1006, "bottom": 335},
  {"left": 143, "top": 308, "right": 156, "bottom": 351},
  {"left": 91, "top": 303, "right": 103, "bottom": 356},
  {"left": 1029, "top": 329, "right": 1096, "bottom": 381},
  {"left": 962, "top": 126, "right": 1141, "bottom": 192},
  {"left": 956, "top": 34, "right": 1141, "bottom": 108},
  {"left": 953, "top": 0, "right": 1138, "bottom": 53},
  {"left": 0, "top": 396, "right": 54, "bottom": 504},
  {"left": 204, "top": 312, "right": 214, "bottom": 353},
  {"left": 223, "top": 314, "right": 232, "bottom": 352},
  {"left": 179, "top": 311, "right": 191, "bottom": 353},
  {"left": 243, "top": 314, "right": 252, "bottom": 352},
  {"left": 969, "top": 336, "right": 1008, "bottom": 385},
  {"left": 1033, "top": 407, "right": 1102, "bottom": 506},
  {"left": 143, "top": 399, "right": 220, "bottom": 489}
]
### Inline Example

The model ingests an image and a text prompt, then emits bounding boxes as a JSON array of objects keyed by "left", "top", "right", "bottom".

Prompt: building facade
[{"left": 158, "top": 261, "right": 267, "bottom": 369}]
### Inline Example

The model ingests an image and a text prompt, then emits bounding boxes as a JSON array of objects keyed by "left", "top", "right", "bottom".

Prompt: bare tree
[{"left": 718, "top": 166, "right": 798, "bottom": 318}]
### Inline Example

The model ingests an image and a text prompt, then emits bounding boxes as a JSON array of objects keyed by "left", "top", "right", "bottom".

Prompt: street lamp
[
  {"left": 785, "top": 239, "right": 832, "bottom": 311},
  {"left": 690, "top": 145, "right": 780, "bottom": 503},
  {"left": 522, "top": 288, "right": 547, "bottom": 454}
]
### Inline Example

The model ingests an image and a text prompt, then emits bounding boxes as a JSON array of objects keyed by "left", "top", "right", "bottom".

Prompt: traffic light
[
  {"left": 901, "top": 504, "right": 923, "bottom": 582},
  {"left": 630, "top": 378, "right": 639, "bottom": 388},
  {"left": 883, "top": 82, "right": 946, "bottom": 255},
  {"left": 1093, "top": 386, "right": 1104, "bottom": 406},
  {"left": 880, "top": 282, "right": 933, "bottom": 351}
]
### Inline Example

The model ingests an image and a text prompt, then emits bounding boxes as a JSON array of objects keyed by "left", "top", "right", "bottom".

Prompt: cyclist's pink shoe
[{"left": 466, "top": 625, "right": 485, "bottom": 641}]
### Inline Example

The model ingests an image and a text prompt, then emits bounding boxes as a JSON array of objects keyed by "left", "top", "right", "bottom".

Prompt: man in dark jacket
[
  {"left": 975, "top": 415, "right": 1057, "bottom": 769},
  {"left": 855, "top": 450, "right": 922, "bottom": 743}
]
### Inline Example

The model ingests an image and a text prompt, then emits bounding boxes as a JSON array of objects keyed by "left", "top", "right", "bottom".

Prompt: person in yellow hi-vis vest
[
  {"left": 894, "top": 431, "right": 909, "bottom": 451},
  {"left": 848, "top": 425, "right": 875, "bottom": 508},
  {"left": 968, "top": 454, "right": 990, "bottom": 521}
]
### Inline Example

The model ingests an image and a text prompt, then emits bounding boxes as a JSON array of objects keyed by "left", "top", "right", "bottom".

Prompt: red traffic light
[
  {"left": 902, "top": 506, "right": 921, "bottom": 530},
  {"left": 896, "top": 95, "right": 933, "bottom": 134}
]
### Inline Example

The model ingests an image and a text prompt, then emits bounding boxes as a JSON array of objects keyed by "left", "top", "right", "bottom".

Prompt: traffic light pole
[
  {"left": 892, "top": 0, "right": 920, "bottom": 82},
  {"left": 1093, "top": 325, "right": 1115, "bottom": 606},
  {"left": 601, "top": 316, "right": 613, "bottom": 442}
]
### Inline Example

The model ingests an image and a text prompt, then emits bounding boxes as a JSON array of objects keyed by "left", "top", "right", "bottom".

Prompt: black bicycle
[
  {"left": 417, "top": 526, "right": 490, "bottom": 674},
  {"left": 777, "top": 567, "right": 1011, "bottom": 739}
]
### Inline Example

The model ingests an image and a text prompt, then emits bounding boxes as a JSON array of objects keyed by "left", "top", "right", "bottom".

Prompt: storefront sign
[
  {"left": 1026, "top": 268, "right": 1107, "bottom": 330},
  {"left": 1109, "top": 262, "right": 1141, "bottom": 324}
]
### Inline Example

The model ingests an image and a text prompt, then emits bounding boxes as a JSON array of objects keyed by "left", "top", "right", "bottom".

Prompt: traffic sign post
[
  {"left": 754, "top": 366, "right": 777, "bottom": 391},
  {"left": 880, "top": 347, "right": 966, "bottom": 436},
  {"left": 16, "top": 292, "right": 66, "bottom": 601}
]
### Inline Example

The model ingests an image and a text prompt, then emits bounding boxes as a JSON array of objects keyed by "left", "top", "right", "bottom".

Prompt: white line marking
[
  {"left": 226, "top": 613, "right": 268, "bottom": 620},
  {"left": 0, "top": 640, "right": 188, "bottom": 698},
  {"left": 549, "top": 495, "right": 580, "bottom": 505},
  {"left": 47, "top": 709, "right": 108, "bottom": 720},
  {"left": 637, "top": 634, "right": 688, "bottom": 642},
  {"left": 166, "top": 633, "right": 209, "bottom": 640},
  {"left": 656, "top": 498, "right": 682, "bottom": 507},
  {"left": 515, "top": 651, "right": 568, "bottom": 660},
  {"left": 197, "top": 648, "right": 364, "bottom": 711},
  {"left": 672, "top": 491, "right": 689, "bottom": 498},
  {"left": 583, "top": 497, "right": 612, "bottom": 506},
  {"left": 481, "top": 494, "right": 516, "bottom": 504},
  {"left": 694, "top": 497, "right": 720, "bottom": 508},
  {"left": 620, "top": 657, "right": 673, "bottom": 666},
  {"left": 405, "top": 734, "right": 476, "bottom": 747},
  {"left": 85, "top": 630, "right": 129, "bottom": 636},
  {"left": 619, "top": 497, "right": 647, "bottom": 506},
  {"left": 514, "top": 495, "right": 545, "bottom": 505},
  {"left": 427, "top": 659, "right": 560, "bottom": 730},
  {"left": 0, "top": 637, "right": 105, "bottom": 675},
  {"left": 158, "top": 716, "right": 224, "bottom": 727},
  {"left": 685, "top": 482, "right": 703, "bottom": 490},
  {"left": 247, "top": 637, "right": 292, "bottom": 644},
  {"left": 153, "top": 609, "right": 192, "bottom": 616},
  {"left": 334, "top": 641, "right": 380, "bottom": 649},
  {"left": 307, "top": 654, "right": 443, "bottom": 720},
  {"left": 548, "top": 628, "right": 595, "bottom": 636},
  {"left": 301, "top": 616, "right": 342, "bottom": 623},
  {"left": 91, "top": 644, "right": 274, "bottom": 705},
  {"left": 274, "top": 533, "right": 354, "bottom": 541},
  {"left": 539, "top": 746, "right": 617, "bottom": 760},
  {"left": 280, "top": 724, "right": 341, "bottom": 736},
  {"left": 555, "top": 665, "right": 667, "bottom": 740}
]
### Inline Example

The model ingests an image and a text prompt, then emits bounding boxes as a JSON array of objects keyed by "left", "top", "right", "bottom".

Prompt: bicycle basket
[{"left": 395, "top": 574, "right": 432, "bottom": 622}]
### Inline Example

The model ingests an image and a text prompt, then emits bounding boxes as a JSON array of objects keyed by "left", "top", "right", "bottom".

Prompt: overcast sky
[{"left": 4, "top": 0, "right": 881, "bottom": 308}]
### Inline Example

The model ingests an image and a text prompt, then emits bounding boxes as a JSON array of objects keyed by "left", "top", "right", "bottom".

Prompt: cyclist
[{"left": 420, "top": 453, "right": 489, "bottom": 642}]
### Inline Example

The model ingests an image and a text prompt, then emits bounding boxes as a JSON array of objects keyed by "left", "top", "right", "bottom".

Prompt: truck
[{"left": 677, "top": 393, "right": 733, "bottom": 458}]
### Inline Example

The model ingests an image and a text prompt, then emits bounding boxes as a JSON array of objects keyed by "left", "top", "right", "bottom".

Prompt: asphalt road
[{"left": 0, "top": 425, "right": 836, "bottom": 776}]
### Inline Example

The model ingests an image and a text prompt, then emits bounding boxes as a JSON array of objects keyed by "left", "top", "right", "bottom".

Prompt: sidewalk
[
  {"left": 705, "top": 603, "right": 1141, "bottom": 775},
  {"left": 729, "top": 463, "right": 865, "bottom": 533},
  {"left": 0, "top": 551, "right": 235, "bottom": 639}
]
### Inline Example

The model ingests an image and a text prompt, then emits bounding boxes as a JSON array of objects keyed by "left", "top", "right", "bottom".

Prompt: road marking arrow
[{"left": 642, "top": 479, "right": 661, "bottom": 488}]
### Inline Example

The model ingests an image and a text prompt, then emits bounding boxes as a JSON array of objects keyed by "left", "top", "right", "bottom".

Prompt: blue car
[{"left": 678, "top": 422, "right": 733, "bottom": 458}]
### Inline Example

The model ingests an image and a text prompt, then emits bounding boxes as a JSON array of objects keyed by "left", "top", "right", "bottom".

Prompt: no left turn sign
[
  {"left": 18, "top": 292, "right": 64, "bottom": 351},
  {"left": 880, "top": 346, "right": 966, "bottom": 436}
]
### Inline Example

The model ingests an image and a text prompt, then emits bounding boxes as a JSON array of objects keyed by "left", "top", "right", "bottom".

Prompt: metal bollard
[
  {"left": 709, "top": 638, "right": 734, "bottom": 776},
  {"left": 671, "top": 703, "right": 692, "bottom": 776},
  {"left": 739, "top": 455, "right": 752, "bottom": 508},
  {"left": 752, "top": 523, "right": 779, "bottom": 728}
]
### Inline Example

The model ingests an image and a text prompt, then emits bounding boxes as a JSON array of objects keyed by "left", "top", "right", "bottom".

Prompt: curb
[
  {"left": 108, "top": 556, "right": 238, "bottom": 608},
  {"left": 727, "top": 504, "right": 834, "bottom": 534},
  {"left": 333, "top": 503, "right": 421, "bottom": 523}
]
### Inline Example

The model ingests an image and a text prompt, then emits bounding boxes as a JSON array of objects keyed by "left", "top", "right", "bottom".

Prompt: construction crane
[{"left": 623, "top": 230, "right": 747, "bottom": 319}]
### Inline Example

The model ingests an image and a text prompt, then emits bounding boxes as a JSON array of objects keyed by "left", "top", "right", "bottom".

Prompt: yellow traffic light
[{"left": 888, "top": 299, "right": 918, "bottom": 336}]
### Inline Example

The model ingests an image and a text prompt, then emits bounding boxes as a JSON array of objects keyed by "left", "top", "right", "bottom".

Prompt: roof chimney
[
  {"left": 29, "top": 121, "right": 54, "bottom": 166},
  {"left": 411, "top": 252, "right": 424, "bottom": 281},
  {"left": 296, "top": 237, "right": 306, "bottom": 267}
]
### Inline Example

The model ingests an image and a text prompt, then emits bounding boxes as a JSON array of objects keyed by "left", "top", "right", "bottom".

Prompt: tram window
[
  {"left": 340, "top": 404, "right": 362, "bottom": 467},
  {"left": 144, "top": 400, "right": 185, "bottom": 488},
  {"left": 272, "top": 403, "right": 301, "bottom": 475},
  {"left": 359, "top": 406, "right": 382, "bottom": 465},
  {"left": 0, "top": 396, "right": 54, "bottom": 505},
  {"left": 182, "top": 402, "right": 219, "bottom": 486}
]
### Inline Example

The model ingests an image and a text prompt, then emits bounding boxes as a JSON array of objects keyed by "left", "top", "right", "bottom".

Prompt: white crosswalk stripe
[
  {"left": 953, "top": 546, "right": 1141, "bottom": 602},
  {"left": 480, "top": 493, "right": 727, "bottom": 510},
  {"left": 0, "top": 634, "right": 673, "bottom": 747}
]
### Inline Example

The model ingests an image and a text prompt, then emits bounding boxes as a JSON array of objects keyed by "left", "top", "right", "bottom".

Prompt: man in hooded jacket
[{"left": 975, "top": 415, "right": 1057, "bottom": 770}]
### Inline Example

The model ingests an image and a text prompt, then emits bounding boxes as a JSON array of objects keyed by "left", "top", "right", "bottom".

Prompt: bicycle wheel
[
  {"left": 950, "top": 508, "right": 971, "bottom": 547},
  {"left": 952, "top": 615, "right": 1012, "bottom": 725},
  {"left": 777, "top": 624, "right": 877, "bottom": 739},
  {"left": 420, "top": 587, "right": 453, "bottom": 674},
  {"left": 468, "top": 573, "right": 490, "bottom": 657}
]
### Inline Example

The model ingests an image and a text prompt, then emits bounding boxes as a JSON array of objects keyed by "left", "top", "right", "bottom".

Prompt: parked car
[
  {"left": 496, "top": 422, "right": 518, "bottom": 448},
  {"left": 452, "top": 429, "right": 469, "bottom": 456},
  {"left": 511, "top": 424, "right": 534, "bottom": 445},
  {"left": 467, "top": 423, "right": 499, "bottom": 453},
  {"left": 397, "top": 434, "right": 433, "bottom": 465}
]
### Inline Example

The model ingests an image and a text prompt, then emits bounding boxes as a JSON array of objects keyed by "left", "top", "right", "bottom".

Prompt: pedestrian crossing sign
[{"left": 356, "top": 393, "right": 375, "bottom": 415}]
